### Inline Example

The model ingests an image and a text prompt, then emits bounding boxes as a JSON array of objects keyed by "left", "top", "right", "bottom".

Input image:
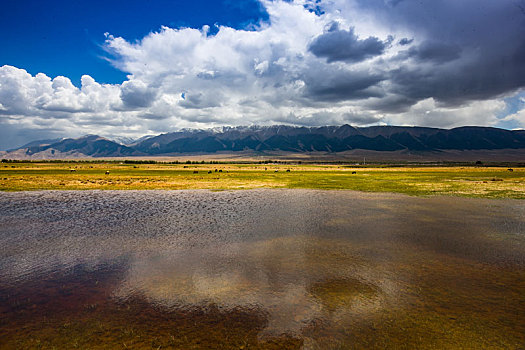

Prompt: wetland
[{"left": 0, "top": 189, "right": 524, "bottom": 349}]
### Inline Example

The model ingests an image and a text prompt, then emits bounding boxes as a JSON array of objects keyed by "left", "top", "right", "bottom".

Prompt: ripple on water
[{"left": 0, "top": 189, "right": 524, "bottom": 348}]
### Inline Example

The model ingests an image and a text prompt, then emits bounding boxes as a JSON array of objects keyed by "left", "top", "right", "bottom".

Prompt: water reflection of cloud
[
  {"left": 113, "top": 237, "right": 390, "bottom": 337},
  {"left": 2, "top": 189, "right": 525, "bottom": 345}
]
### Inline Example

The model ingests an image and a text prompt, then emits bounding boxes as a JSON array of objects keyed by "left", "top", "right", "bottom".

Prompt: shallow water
[{"left": 0, "top": 190, "right": 524, "bottom": 349}]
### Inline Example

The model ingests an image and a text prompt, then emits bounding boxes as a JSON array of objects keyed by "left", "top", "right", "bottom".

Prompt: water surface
[{"left": 0, "top": 190, "right": 524, "bottom": 349}]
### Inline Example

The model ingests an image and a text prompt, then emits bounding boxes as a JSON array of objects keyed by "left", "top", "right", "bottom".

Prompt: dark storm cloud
[
  {"left": 352, "top": 0, "right": 525, "bottom": 109},
  {"left": 308, "top": 26, "right": 386, "bottom": 63},
  {"left": 389, "top": 47, "right": 525, "bottom": 107},
  {"left": 364, "top": 94, "right": 418, "bottom": 113},
  {"left": 404, "top": 41, "right": 462, "bottom": 63},
  {"left": 303, "top": 68, "right": 385, "bottom": 102}
]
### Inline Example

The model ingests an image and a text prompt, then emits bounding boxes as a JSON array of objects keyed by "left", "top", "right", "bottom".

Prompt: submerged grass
[
  {"left": 2, "top": 235, "right": 524, "bottom": 349},
  {"left": 1, "top": 162, "right": 524, "bottom": 198}
]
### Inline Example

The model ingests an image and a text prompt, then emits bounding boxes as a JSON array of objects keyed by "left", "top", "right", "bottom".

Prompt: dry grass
[{"left": 1, "top": 162, "right": 524, "bottom": 198}]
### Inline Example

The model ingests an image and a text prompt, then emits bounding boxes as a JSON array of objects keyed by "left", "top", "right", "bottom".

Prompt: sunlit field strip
[{"left": 1, "top": 162, "right": 524, "bottom": 198}]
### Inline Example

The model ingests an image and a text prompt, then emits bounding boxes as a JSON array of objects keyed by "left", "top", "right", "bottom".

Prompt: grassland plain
[{"left": 1, "top": 162, "right": 524, "bottom": 198}]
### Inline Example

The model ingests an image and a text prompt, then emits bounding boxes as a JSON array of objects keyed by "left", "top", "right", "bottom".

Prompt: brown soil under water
[{"left": 0, "top": 189, "right": 524, "bottom": 349}]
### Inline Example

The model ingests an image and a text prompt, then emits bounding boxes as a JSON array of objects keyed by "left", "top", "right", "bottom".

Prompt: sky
[{"left": 0, "top": 0, "right": 524, "bottom": 149}]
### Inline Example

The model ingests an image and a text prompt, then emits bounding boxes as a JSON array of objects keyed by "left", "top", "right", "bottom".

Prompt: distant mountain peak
[{"left": 3, "top": 125, "right": 525, "bottom": 159}]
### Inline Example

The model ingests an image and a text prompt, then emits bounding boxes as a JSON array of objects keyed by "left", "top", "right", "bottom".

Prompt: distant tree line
[{"left": 1, "top": 158, "right": 524, "bottom": 167}]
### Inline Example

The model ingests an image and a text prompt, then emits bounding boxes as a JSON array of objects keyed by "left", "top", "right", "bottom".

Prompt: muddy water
[{"left": 0, "top": 190, "right": 524, "bottom": 349}]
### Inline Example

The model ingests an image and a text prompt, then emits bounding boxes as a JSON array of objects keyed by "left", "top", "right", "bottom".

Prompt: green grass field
[{"left": 1, "top": 162, "right": 524, "bottom": 198}]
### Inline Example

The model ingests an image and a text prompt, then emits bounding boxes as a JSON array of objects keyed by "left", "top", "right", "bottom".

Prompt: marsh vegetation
[{"left": 1, "top": 161, "right": 525, "bottom": 198}]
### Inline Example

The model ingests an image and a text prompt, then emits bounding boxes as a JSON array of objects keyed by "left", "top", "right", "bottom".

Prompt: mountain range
[{"left": 2, "top": 125, "right": 525, "bottom": 159}]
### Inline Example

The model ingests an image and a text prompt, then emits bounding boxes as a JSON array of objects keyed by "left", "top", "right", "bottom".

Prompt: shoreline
[{"left": 2, "top": 188, "right": 525, "bottom": 203}]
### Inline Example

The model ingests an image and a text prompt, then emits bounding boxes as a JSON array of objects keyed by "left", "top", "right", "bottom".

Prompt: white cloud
[
  {"left": 386, "top": 98, "right": 506, "bottom": 128},
  {"left": 502, "top": 108, "right": 525, "bottom": 128},
  {"left": 0, "top": 65, "right": 121, "bottom": 116}
]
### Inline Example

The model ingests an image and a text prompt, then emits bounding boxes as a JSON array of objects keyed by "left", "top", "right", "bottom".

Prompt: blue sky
[
  {"left": 0, "top": 0, "right": 524, "bottom": 149},
  {"left": 0, "top": 0, "right": 267, "bottom": 85}
]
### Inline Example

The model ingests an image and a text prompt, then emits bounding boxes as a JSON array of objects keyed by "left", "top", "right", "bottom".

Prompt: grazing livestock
[
  {"left": 508, "top": 168, "right": 514, "bottom": 172},
  {"left": 193, "top": 170, "right": 199, "bottom": 174},
  {"left": 105, "top": 171, "right": 110, "bottom": 175},
  {"left": 352, "top": 171, "right": 357, "bottom": 174}
]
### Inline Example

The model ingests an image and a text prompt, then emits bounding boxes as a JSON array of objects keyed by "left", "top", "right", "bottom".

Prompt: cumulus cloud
[
  {"left": 309, "top": 25, "right": 387, "bottom": 63},
  {"left": 0, "top": 65, "right": 121, "bottom": 116},
  {"left": 119, "top": 80, "right": 158, "bottom": 109},
  {"left": 0, "top": 0, "right": 524, "bottom": 149}
]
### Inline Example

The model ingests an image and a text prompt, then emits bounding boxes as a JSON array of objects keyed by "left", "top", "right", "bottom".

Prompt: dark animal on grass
[{"left": 105, "top": 171, "right": 110, "bottom": 175}]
